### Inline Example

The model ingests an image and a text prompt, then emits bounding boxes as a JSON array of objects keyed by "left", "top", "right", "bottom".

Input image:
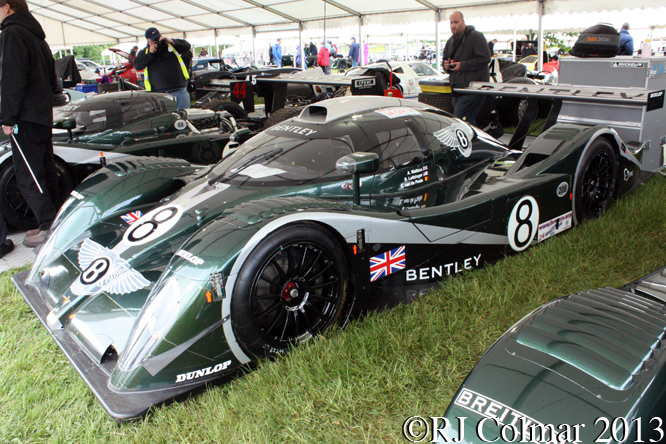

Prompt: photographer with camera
[
  {"left": 442, "top": 11, "right": 490, "bottom": 126},
  {"left": 134, "top": 27, "right": 191, "bottom": 109}
]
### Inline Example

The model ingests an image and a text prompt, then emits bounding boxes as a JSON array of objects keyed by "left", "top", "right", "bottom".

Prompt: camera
[{"left": 157, "top": 38, "right": 167, "bottom": 49}]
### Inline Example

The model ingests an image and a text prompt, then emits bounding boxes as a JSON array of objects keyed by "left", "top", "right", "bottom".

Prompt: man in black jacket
[
  {"left": 442, "top": 11, "right": 490, "bottom": 126},
  {"left": 134, "top": 28, "right": 191, "bottom": 109},
  {"left": 0, "top": 0, "right": 60, "bottom": 249}
]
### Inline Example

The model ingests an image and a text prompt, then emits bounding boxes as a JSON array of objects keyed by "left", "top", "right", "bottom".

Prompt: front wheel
[
  {"left": 574, "top": 138, "right": 618, "bottom": 223},
  {"left": 0, "top": 159, "right": 75, "bottom": 229},
  {"left": 230, "top": 223, "right": 349, "bottom": 359}
]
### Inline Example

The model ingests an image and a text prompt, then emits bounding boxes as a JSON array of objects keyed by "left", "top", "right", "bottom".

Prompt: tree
[{"left": 544, "top": 32, "right": 578, "bottom": 53}]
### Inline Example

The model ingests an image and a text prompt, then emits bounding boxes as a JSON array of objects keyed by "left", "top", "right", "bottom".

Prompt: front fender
[{"left": 29, "top": 157, "right": 204, "bottom": 282}]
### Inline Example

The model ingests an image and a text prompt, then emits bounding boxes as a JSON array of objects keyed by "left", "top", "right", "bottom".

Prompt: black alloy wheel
[
  {"left": 574, "top": 138, "right": 617, "bottom": 222},
  {"left": 231, "top": 223, "right": 349, "bottom": 358}
]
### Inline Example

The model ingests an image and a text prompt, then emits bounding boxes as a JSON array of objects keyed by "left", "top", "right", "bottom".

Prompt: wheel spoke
[
  {"left": 265, "top": 307, "right": 286, "bottom": 334},
  {"left": 297, "top": 246, "right": 309, "bottom": 276},
  {"left": 259, "top": 275, "right": 282, "bottom": 287},
  {"left": 301, "top": 309, "right": 315, "bottom": 333},
  {"left": 286, "top": 245, "right": 298, "bottom": 276},
  {"left": 304, "top": 300, "right": 325, "bottom": 319},
  {"left": 255, "top": 292, "right": 282, "bottom": 300},
  {"left": 278, "top": 310, "right": 291, "bottom": 343},
  {"left": 255, "top": 299, "right": 281, "bottom": 319},
  {"left": 306, "top": 262, "right": 333, "bottom": 283},
  {"left": 308, "top": 292, "right": 337, "bottom": 303},
  {"left": 270, "top": 257, "right": 288, "bottom": 281},
  {"left": 308, "top": 279, "right": 338, "bottom": 291},
  {"left": 301, "top": 249, "right": 323, "bottom": 279}
]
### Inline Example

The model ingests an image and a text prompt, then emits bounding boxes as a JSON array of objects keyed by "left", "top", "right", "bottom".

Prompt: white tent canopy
[{"left": 31, "top": 0, "right": 666, "bottom": 47}]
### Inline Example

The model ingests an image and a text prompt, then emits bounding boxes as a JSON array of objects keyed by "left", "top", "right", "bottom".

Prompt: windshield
[
  {"left": 408, "top": 62, "right": 440, "bottom": 76},
  {"left": 209, "top": 131, "right": 354, "bottom": 186}
]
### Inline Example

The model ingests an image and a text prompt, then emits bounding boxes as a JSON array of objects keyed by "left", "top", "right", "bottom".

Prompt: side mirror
[
  {"left": 53, "top": 116, "right": 77, "bottom": 142},
  {"left": 335, "top": 152, "right": 379, "bottom": 175},
  {"left": 336, "top": 152, "right": 379, "bottom": 205},
  {"left": 53, "top": 117, "right": 77, "bottom": 130}
]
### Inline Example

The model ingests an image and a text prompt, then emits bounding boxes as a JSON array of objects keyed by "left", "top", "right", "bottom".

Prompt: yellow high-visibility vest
[{"left": 143, "top": 44, "right": 190, "bottom": 92}]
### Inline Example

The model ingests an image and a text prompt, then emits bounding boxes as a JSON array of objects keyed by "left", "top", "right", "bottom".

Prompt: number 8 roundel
[{"left": 508, "top": 196, "right": 539, "bottom": 252}]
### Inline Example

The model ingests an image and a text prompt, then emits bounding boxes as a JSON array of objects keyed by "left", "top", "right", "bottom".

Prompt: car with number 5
[{"left": 16, "top": 95, "right": 644, "bottom": 420}]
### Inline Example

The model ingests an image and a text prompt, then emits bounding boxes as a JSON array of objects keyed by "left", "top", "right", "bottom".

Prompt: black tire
[
  {"left": 201, "top": 99, "right": 247, "bottom": 120},
  {"left": 573, "top": 138, "right": 618, "bottom": 223},
  {"left": 0, "top": 159, "right": 75, "bottom": 229},
  {"left": 418, "top": 92, "right": 453, "bottom": 113},
  {"left": 230, "top": 223, "right": 349, "bottom": 359},
  {"left": 262, "top": 107, "right": 303, "bottom": 129}
]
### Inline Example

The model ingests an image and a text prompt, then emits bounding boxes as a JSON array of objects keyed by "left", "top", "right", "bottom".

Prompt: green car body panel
[
  {"left": 440, "top": 267, "right": 666, "bottom": 444},
  {"left": 15, "top": 96, "right": 644, "bottom": 420}
]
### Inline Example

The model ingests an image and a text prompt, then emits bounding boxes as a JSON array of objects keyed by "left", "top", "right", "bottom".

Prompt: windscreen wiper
[{"left": 208, "top": 147, "right": 284, "bottom": 185}]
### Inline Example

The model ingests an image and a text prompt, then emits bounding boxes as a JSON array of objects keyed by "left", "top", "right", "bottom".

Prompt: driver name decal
[
  {"left": 401, "top": 165, "right": 429, "bottom": 189},
  {"left": 406, "top": 254, "right": 482, "bottom": 281},
  {"left": 270, "top": 125, "right": 317, "bottom": 136},
  {"left": 370, "top": 246, "right": 406, "bottom": 282}
]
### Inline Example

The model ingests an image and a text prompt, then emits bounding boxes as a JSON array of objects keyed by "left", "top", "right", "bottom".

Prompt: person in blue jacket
[
  {"left": 619, "top": 23, "right": 634, "bottom": 56},
  {"left": 349, "top": 37, "right": 359, "bottom": 68},
  {"left": 273, "top": 38, "right": 283, "bottom": 67}
]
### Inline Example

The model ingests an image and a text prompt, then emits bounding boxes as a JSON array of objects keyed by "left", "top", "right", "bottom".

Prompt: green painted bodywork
[
  {"left": 22, "top": 96, "right": 644, "bottom": 419},
  {"left": 442, "top": 283, "right": 666, "bottom": 444}
]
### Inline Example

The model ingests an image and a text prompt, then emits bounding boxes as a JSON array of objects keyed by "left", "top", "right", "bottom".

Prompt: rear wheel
[
  {"left": 262, "top": 107, "right": 303, "bottom": 129},
  {"left": 574, "top": 138, "right": 618, "bottom": 223},
  {"left": 230, "top": 223, "right": 349, "bottom": 359},
  {"left": 0, "top": 159, "right": 75, "bottom": 229}
]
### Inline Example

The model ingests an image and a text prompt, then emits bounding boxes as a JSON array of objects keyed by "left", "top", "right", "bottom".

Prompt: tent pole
[
  {"left": 513, "top": 21, "right": 517, "bottom": 62},
  {"left": 435, "top": 10, "right": 441, "bottom": 73},
  {"left": 214, "top": 29, "right": 218, "bottom": 57},
  {"left": 404, "top": 33, "right": 408, "bottom": 61},
  {"left": 252, "top": 27, "right": 256, "bottom": 66},
  {"left": 359, "top": 17, "right": 363, "bottom": 66},
  {"left": 537, "top": 0, "right": 544, "bottom": 71},
  {"left": 299, "top": 22, "right": 305, "bottom": 69}
]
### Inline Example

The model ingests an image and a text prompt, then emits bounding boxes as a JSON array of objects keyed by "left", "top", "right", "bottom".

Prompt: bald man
[{"left": 442, "top": 11, "right": 490, "bottom": 126}]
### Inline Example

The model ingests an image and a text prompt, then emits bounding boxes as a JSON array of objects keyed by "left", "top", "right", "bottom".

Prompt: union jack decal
[
  {"left": 370, "top": 246, "right": 406, "bottom": 282},
  {"left": 121, "top": 211, "right": 143, "bottom": 225}
]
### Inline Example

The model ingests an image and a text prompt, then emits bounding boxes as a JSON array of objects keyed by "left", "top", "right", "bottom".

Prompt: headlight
[{"left": 119, "top": 277, "right": 181, "bottom": 371}]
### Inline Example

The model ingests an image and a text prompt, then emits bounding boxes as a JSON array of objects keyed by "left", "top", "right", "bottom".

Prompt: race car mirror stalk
[
  {"left": 53, "top": 116, "right": 77, "bottom": 142},
  {"left": 336, "top": 152, "right": 379, "bottom": 204}
]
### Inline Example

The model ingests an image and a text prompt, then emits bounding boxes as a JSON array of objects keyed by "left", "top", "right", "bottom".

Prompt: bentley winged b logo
[
  {"left": 434, "top": 120, "right": 474, "bottom": 157},
  {"left": 70, "top": 238, "right": 150, "bottom": 296}
]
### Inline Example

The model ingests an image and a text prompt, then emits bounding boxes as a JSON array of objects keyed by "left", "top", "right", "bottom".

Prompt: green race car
[
  {"left": 0, "top": 90, "right": 255, "bottom": 228},
  {"left": 15, "top": 95, "right": 645, "bottom": 420}
]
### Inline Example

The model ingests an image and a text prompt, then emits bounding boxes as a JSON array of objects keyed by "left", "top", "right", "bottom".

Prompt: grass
[{"left": 3, "top": 174, "right": 666, "bottom": 443}]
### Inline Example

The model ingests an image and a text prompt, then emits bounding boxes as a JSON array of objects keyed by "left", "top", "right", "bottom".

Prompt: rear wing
[
  {"left": 458, "top": 81, "right": 665, "bottom": 150},
  {"left": 194, "top": 70, "right": 376, "bottom": 114}
]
